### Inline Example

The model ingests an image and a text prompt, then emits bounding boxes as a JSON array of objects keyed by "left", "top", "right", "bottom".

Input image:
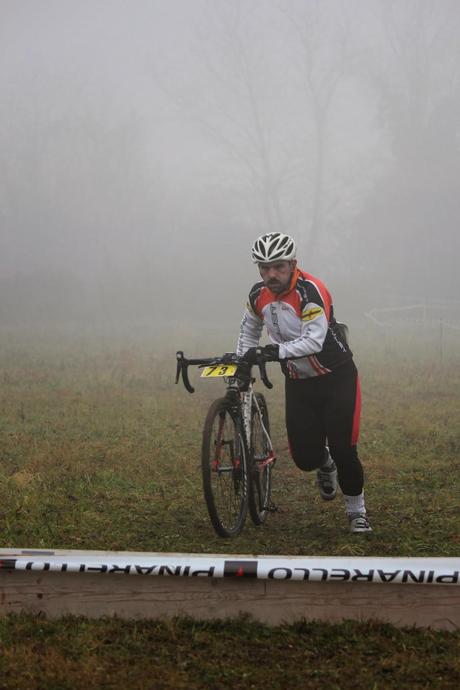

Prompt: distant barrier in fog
[
  {"left": 364, "top": 302, "right": 460, "bottom": 363},
  {"left": 1, "top": 549, "right": 459, "bottom": 629},
  {"left": 365, "top": 302, "right": 460, "bottom": 330}
]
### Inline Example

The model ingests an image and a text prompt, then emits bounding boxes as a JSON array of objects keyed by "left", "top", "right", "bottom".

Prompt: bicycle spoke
[
  {"left": 248, "top": 393, "right": 274, "bottom": 525},
  {"left": 202, "top": 399, "right": 248, "bottom": 537}
]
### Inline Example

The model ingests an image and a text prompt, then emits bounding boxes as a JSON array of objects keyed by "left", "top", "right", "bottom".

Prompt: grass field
[
  {"left": 0, "top": 327, "right": 459, "bottom": 687},
  {"left": 0, "top": 615, "right": 459, "bottom": 690}
]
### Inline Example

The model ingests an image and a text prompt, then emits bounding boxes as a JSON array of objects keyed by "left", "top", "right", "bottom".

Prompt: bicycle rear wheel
[
  {"left": 248, "top": 393, "right": 273, "bottom": 525},
  {"left": 201, "top": 398, "right": 248, "bottom": 537}
]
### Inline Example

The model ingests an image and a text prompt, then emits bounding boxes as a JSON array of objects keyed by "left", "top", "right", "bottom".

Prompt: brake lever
[
  {"left": 256, "top": 348, "right": 273, "bottom": 389},
  {"left": 175, "top": 351, "right": 195, "bottom": 393},
  {"left": 175, "top": 351, "right": 183, "bottom": 384},
  {"left": 182, "top": 366, "right": 195, "bottom": 394}
]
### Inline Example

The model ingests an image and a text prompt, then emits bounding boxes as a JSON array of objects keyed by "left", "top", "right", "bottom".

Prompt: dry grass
[
  {"left": 0, "top": 614, "right": 459, "bottom": 690},
  {"left": 0, "top": 331, "right": 458, "bottom": 556},
  {"left": 0, "top": 329, "right": 459, "bottom": 689}
]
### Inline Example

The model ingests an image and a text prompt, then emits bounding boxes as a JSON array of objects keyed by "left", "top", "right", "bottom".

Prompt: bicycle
[{"left": 175, "top": 349, "right": 277, "bottom": 537}]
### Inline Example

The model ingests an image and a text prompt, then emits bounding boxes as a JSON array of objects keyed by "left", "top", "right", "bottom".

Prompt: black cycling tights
[{"left": 285, "top": 359, "right": 364, "bottom": 496}]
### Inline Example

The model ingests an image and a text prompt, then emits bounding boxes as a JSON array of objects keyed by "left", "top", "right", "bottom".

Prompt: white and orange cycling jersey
[{"left": 236, "top": 268, "right": 352, "bottom": 379}]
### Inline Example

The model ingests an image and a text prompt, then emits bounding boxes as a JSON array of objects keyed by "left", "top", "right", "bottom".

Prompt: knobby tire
[
  {"left": 201, "top": 397, "right": 248, "bottom": 537},
  {"left": 248, "top": 392, "right": 272, "bottom": 525}
]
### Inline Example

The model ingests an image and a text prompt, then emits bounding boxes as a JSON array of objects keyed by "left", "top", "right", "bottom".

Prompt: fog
[{"left": 2, "top": 0, "right": 460, "bottom": 335}]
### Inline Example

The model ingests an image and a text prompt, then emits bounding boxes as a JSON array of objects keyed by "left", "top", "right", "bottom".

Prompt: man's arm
[
  {"left": 277, "top": 302, "right": 328, "bottom": 359},
  {"left": 236, "top": 305, "right": 264, "bottom": 357}
]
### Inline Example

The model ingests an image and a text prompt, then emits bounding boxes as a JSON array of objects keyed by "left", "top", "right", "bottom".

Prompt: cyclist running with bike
[{"left": 237, "top": 232, "right": 372, "bottom": 533}]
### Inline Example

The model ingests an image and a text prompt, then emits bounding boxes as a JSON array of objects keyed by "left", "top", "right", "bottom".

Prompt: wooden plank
[{"left": 1, "top": 570, "right": 459, "bottom": 630}]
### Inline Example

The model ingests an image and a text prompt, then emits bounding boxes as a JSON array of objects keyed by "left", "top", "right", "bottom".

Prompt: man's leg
[
  {"left": 285, "top": 378, "right": 338, "bottom": 500},
  {"left": 285, "top": 378, "right": 326, "bottom": 471},
  {"left": 322, "top": 361, "right": 372, "bottom": 532}
]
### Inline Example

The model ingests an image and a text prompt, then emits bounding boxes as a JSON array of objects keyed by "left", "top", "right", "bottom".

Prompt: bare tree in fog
[
  {"left": 2, "top": 0, "right": 459, "bottom": 329},
  {"left": 0, "top": 96, "right": 159, "bottom": 322},
  {"left": 281, "top": 0, "right": 357, "bottom": 261},
  {"left": 173, "top": 0, "right": 372, "bottom": 266},
  {"left": 166, "top": 0, "right": 290, "bottom": 235},
  {"left": 352, "top": 0, "right": 460, "bottom": 303}
]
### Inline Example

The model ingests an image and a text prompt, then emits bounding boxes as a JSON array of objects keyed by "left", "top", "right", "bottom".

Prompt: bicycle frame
[
  {"left": 241, "top": 387, "right": 273, "bottom": 462},
  {"left": 176, "top": 349, "right": 277, "bottom": 535},
  {"left": 175, "top": 349, "right": 274, "bottom": 455}
]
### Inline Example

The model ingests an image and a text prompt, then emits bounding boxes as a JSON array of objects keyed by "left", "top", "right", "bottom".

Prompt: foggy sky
[{"left": 1, "top": 0, "right": 460, "bottom": 328}]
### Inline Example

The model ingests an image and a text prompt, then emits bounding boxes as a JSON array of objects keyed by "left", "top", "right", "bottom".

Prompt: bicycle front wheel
[
  {"left": 201, "top": 398, "right": 248, "bottom": 537},
  {"left": 248, "top": 392, "right": 273, "bottom": 525}
]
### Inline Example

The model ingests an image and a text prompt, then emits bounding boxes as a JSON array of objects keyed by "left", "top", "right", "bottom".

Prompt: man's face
[{"left": 258, "top": 260, "right": 296, "bottom": 294}]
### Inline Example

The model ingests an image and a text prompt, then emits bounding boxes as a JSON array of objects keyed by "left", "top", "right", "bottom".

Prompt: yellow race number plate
[{"left": 201, "top": 364, "right": 237, "bottom": 378}]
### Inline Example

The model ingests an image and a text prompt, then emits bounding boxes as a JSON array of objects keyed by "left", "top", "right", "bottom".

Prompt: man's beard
[{"left": 267, "top": 275, "right": 292, "bottom": 294}]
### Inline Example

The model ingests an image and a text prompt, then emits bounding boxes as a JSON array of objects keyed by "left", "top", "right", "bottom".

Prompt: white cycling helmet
[{"left": 251, "top": 232, "right": 297, "bottom": 263}]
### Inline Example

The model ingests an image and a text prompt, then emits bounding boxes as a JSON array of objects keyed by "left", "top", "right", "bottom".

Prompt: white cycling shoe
[
  {"left": 349, "top": 512, "right": 373, "bottom": 533},
  {"left": 317, "top": 461, "right": 338, "bottom": 501}
]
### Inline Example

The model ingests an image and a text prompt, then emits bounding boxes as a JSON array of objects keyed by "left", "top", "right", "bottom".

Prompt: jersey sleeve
[
  {"left": 277, "top": 301, "right": 328, "bottom": 359},
  {"left": 236, "top": 303, "right": 264, "bottom": 356}
]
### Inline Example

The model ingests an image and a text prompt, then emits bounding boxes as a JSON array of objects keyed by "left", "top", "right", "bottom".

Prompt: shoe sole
[
  {"left": 319, "top": 491, "right": 337, "bottom": 501},
  {"left": 350, "top": 527, "right": 373, "bottom": 533},
  {"left": 350, "top": 523, "right": 373, "bottom": 533}
]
